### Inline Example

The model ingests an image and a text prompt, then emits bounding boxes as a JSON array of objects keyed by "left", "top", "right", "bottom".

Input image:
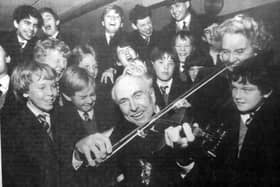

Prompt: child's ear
[
  {"left": 185, "top": 1, "right": 190, "bottom": 9},
  {"left": 101, "top": 21, "right": 105, "bottom": 27},
  {"left": 131, "top": 23, "right": 137, "bottom": 30},
  {"left": 13, "top": 20, "right": 19, "bottom": 29},
  {"left": 5, "top": 55, "right": 11, "bottom": 64},
  {"left": 55, "top": 20, "right": 60, "bottom": 27}
]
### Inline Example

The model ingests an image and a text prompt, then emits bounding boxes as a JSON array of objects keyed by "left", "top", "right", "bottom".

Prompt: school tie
[
  {"left": 37, "top": 114, "right": 53, "bottom": 140},
  {"left": 245, "top": 113, "right": 254, "bottom": 127},
  {"left": 160, "top": 86, "right": 169, "bottom": 105},
  {"left": 83, "top": 112, "right": 90, "bottom": 122},
  {"left": 19, "top": 42, "right": 25, "bottom": 53},
  {"left": 144, "top": 37, "right": 150, "bottom": 46},
  {"left": 82, "top": 112, "right": 98, "bottom": 134},
  {"left": 182, "top": 21, "right": 187, "bottom": 30},
  {"left": 179, "top": 63, "right": 187, "bottom": 82}
]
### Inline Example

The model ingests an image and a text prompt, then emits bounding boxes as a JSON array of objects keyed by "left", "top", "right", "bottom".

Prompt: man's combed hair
[{"left": 111, "top": 61, "right": 152, "bottom": 102}]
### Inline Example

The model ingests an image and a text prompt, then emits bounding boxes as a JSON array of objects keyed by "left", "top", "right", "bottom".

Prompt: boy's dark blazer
[
  {"left": 2, "top": 104, "right": 60, "bottom": 187},
  {"left": 0, "top": 31, "right": 37, "bottom": 74},
  {"left": 128, "top": 30, "right": 161, "bottom": 61},
  {"left": 56, "top": 101, "right": 94, "bottom": 187},
  {"left": 110, "top": 116, "right": 211, "bottom": 187},
  {"left": 153, "top": 77, "right": 188, "bottom": 109},
  {"left": 89, "top": 31, "right": 126, "bottom": 75},
  {"left": 56, "top": 101, "right": 119, "bottom": 187},
  {"left": 214, "top": 94, "right": 280, "bottom": 186},
  {"left": 160, "top": 11, "right": 204, "bottom": 47}
]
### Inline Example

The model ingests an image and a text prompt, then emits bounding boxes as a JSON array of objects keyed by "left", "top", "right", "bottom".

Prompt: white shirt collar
[
  {"left": 26, "top": 100, "right": 51, "bottom": 125},
  {"left": 0, "top": 74, "right": 10, "bottom": 95},
  {"left": 240, "top": 114, "right": 250, "bottom": 124},
  {"left": 105, "top": 32, "right": 115, "bottom": 45},
  {"left": 50, "top": 31, "right": 59, "bottom": 39},
  {"left": 17, "top": 35, "right": 27, "bottom": 48},
  {"left": 176, "top": 13, "right": 191, "bottom": 30},
  {"left": 77, "top": 109, "right": 94, "bottom": 121},
  {"left": 156, "top": 78, "right": 173, "bottom": 95}
]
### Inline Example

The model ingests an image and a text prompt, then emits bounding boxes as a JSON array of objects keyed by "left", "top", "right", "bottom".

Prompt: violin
[{"left": 98, "top": 64, "right": 231, "bottom": 164}]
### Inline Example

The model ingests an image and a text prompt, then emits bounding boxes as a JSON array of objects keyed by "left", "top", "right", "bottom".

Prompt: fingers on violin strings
[{"left": 182, "top": 123, "right": 195, "bottom": 142}]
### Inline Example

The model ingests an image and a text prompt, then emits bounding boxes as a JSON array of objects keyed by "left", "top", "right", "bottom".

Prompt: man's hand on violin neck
[
  {"left": 174, "top": 98, "right": 192, "bottom": 109},
  {"left": 164, "top": 122, "right": 195, "bottom": 148},
  {"left": 75, "top": 133, "right": 112, "bottom": 166}
]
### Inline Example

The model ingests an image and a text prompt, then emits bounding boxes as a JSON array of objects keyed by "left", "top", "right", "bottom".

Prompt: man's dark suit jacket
[
  {"left": 213, "top": 94, "right": 280, "bottom": 187},
  {"left": 160, "top": 12, "right": 204, "bottom": 48},
  {"left": 109, "top": 116, "right": 211, "bottom": 187},
  {"left": 2, "top": 105, "right": 60, "bottom": 187},
  {"left": 0, "top": 31, "right": 37, "bottom": 74},
  {"left": 89, "top": 31, "right": 126, "bottom": 75},
  {"left": 56, "top": 101, "right": 120, "bottom": 187},
  {"left": 128, "top": 31, "right": 161, "bottom": 61}
]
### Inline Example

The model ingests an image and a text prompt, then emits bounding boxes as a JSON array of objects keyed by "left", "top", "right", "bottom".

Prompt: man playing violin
[{"left": 74, "top": 61, "right": 211, "bottom": 186}]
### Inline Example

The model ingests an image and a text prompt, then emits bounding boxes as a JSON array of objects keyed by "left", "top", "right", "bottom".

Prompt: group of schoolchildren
[{"left": 1, "top": 0, "right": 280, "bottom": 186}]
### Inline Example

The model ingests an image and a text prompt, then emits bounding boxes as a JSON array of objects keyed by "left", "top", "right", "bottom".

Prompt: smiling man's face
[{"left": 114, "top": 76, "right": 155, "bottom": 126}]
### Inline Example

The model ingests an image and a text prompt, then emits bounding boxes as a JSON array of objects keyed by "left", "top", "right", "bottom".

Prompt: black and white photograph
[{"left": 1, "top": 0, "right": 280, "bottom": 186}]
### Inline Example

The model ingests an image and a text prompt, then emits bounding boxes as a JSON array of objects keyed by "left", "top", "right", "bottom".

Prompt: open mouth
[
  {"left": 109, "top": 23, "right": 116, "bottom": 26},
  {"left": 126, "top": 56, "right": 134, "bottom": 62}
]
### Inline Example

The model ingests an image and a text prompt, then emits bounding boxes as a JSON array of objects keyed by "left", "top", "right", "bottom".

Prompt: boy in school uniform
[
  {"left": 150, "top": 46, "right": 190, "bottom": 110},
  {"left": 0, "top": 5, "right": 42, "bottom": 74},
  {"left": 2, "top": 62, "right": 60, "bottom": 187},
  {"left": 212, "top": 54, "right": 280, "bottom": 187},
  {"left": 70, "top": 44, "right": 121, "bottom": 132},
  {"left": 90, "top": 5, "right": 126, "bottom": 80},
  {"left": 57, "top": 66, "right": 119, "bottom": 187},
  {"left": 39, "top": 7, "right": 78, "bottom": 49},
  {"left": 128, "top": 5, "right": 161, "bottom": 61}
]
